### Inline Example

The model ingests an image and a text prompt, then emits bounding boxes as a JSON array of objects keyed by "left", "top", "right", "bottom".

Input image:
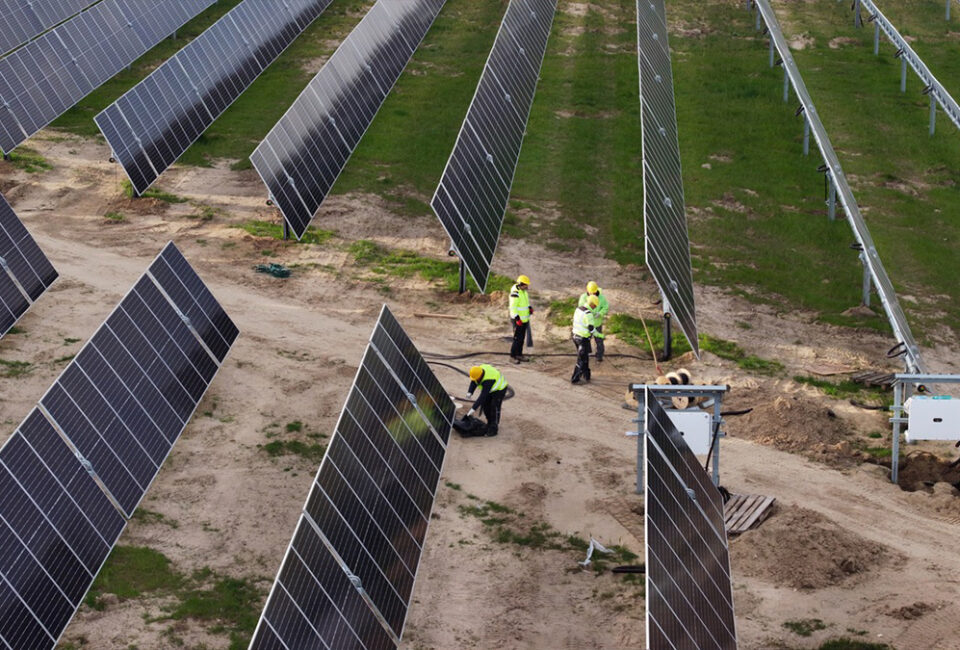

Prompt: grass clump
[
  {"left": 160, "top": 574, "right": 262, "bottom": 649},
  {"left": 132, "top": 508, "right": 180, "bottom": 529},
  {"left": 794, "top": 375, "right": 887, "bottom": 402},
  {"left": 818, "top": 640, "right": 891, "bottom": 650},
  {"left": 285, "top": 420, "right": 303, "bottom": 433},
  {"left": 607, "top": 314, "right": 689, "bottom": 355},
  {"left": 784, "top": 618, "right": 828, "bottom": 637},
  {"left": 6, "top": 147, "right": 53, "bottom": 173},
  {"left": 348, "top": 240, "right": 513, "bottom": 293},
  {"left": 259, "top": 440, "right": 327, "bottom": 464},
  {"left": 85, "top": 546, "right": 183, "bottom": 610},
  {"left": 701, "top": 334, "right": 783, "bottom": 375},
  {"left": 104, "top": 211, "right": 126, "bottom": 222},
  {"left": 0, "top": 359, "right": 33, "bottom": 378},
  {"left": 235, "top": 220, "right": 334, "bottom": 245},
  {"left": 122, "top": 180, "right": 187, "bottom": 203},
  {"left": 548, "top": 297, "right": 578, "bottom": 327}
]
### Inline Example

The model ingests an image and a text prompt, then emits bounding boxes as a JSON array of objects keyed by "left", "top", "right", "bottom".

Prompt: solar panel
[
  {"left": 96, "top": 0, "right": 336, "bottom": 196},
  {"left": 0, "top": 0, "right": 96, "bottom": 58},
  {"left": 250, "top": 304, "right": 454, "bottom": 649},
  {"left": 0, "top": 0, "right": 216, "bottom": 155},
  {"left": 250, "top": 0, "right": 447, "bottom": 241},
  {"left": 430, "top": 0, "right": 557, "bottom": 293},
  {"left": 0, "top": 408, "right": 127, "bottom": 650},
  {"left": 636, "top": 0, "right": 700, "bottom": 357},
  {"left": 0, "top": 192, "right": 58, "bottom": 338},
  {"left": 38, "top": 241, "right": 238, "bottom": 517},
  {"left": 643, "top": 388, "right": 737, "bottom": 650}
]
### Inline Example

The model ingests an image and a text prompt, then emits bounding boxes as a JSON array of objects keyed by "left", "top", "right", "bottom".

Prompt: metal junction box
[
  {"left": 665, "top": 410, "right": 713, "bottom": 455},
  {"left": 905, "top": 396, "right": 960, "bottom": 442}
]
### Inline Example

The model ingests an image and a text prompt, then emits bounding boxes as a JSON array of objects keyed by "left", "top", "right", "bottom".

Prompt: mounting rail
[{"left": 753, "top": 0, "right": 925, "bottom": 373}]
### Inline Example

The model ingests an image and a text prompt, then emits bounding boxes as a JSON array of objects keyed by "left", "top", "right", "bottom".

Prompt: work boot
[
  {"left": 510, "top": 356, "right": 521, "bottom": 364},
  {"left": 485, "top": 428, "right": 498, "bottom": 437}
]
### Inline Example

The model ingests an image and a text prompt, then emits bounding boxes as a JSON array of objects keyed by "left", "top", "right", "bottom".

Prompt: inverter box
[
  {"left": 665, "top": 410, "right": 713, "bottom": 455},
  {"left": 905, "top": 396, "right": 960, "bottom": 442}
]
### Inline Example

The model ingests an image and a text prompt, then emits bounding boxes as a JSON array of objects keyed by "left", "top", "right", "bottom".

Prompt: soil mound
[
  {"left": 897, "top": 451, "right": 960, "bottom": 491},
  {"left": 732, "top": 395, "right": 855, "bottom": 466},
  {"left": 729, "top": 505, "right": 902, "bottom": 590}
]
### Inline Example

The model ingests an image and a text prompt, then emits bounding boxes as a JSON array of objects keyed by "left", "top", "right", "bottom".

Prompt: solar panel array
[
  {"left": 0, "top": 192, "right": 58, "bottom": 338},
  {"left": 0, "top": 241, "right": 237, "bottom": 649},
  {"left": 754, "top": 0, "right": 925, "bottom": 373},
  {"left": 0, "top": 0, "right": 95, "bottom": 57},
  {"left": 250, "top": 305, "right": 454, "bottom": 650},
  {"left": 636, "top": 0, "right": 699, "bottom": 357},
  {"left": 250, "top": 0, "right": 447, "bottom": 241},
  {"left": 643, "top": 388, "right": 737, "bottom": 650},
  {"left": 0, "top": 0, "right": 216, "bottom": 155},
  {"left": 430, "top": 0, "right": 557, "bottom": 293},
  {"left": 96, "top": 0, "right": 336, "bottom": 196}
]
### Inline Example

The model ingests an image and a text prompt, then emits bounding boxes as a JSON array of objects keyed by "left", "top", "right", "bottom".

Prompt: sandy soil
[{"left": 1, "top": 127, "right": 960, "bottom": 649}]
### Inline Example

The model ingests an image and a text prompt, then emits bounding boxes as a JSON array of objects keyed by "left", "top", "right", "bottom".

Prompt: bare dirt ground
[{"left": 3, "top": 130, "right": 960, "bottom": 650}]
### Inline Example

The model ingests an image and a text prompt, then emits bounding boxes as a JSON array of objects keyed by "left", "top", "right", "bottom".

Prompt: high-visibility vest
[
  {"left": 578, "top": 290, "right": 609, "bottom": 324},
  {"left": 480, "top": 364, "right": 508, "bottom": 391},
  {"left": 509, "top": 284, "right": 530, "bottom": 323},
  {"left": 572, "top": 307, "right": 594, "bottom": 338}
]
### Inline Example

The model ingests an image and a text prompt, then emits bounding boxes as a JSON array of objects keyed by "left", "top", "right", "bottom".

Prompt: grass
[
  {"left": 348, "top": 240, "right": 514, "bottom": 294},
  {"left": 784, "top": 618, "right": 828, "bottom": 637},
  {"left": 121, "top": 180, "right": 187, "bottom": 204},
  {"left": 794, "top": 375, "right": 888, "bottom": 403},
  {"left": 131, "top": 508, "right": 180, "bottom": 529},
  {"left": 259, "top": 440, "right": 327, "bottom": 464},
  {"left": 0, "top": 359, "right": 33, "bottom": 378},
  {"left": 818, "top": 640, "right": 891, "bottom": 650},
  {"left": 5, "top": 147, "right": 52, "bottom": 173},
  {"left": 234, "top": 220, "right": 334, "bottom": 245},
  {"left": 85, "top": 546, "right": 183, "bottom": 609},
  {"left": 104, "top": 211, "right": 126, "bottom": 222}
]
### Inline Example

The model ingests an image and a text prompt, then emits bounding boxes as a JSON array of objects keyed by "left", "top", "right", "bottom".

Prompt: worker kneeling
[
  {"left": 461, "top": 364, "right": 508, "bottom": 437},
  {"left": 571, "top": 296, "right": 599, "bottom": 384}
]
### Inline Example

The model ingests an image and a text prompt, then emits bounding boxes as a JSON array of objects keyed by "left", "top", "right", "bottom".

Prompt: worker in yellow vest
[
  {"left": 579, "top": 281, "right": 610, "bottom": 362},
  {"left": 509, "top": 275, "right": 532, "bottom": 364},
  {"left": 571, "top": 296, "right": 598, "bottom": 384},
  {"left": 465, "top": 364, "right": 508, "bottom": 437}
]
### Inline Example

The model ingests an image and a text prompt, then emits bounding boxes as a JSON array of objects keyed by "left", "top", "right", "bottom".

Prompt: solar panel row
[
  {"left": 0, "top": 241, "right": 237, "bottom": 649},
  {"left": 430, "top": 0, "right": 557, "bottom": 293},
  {"left": 636, "top": 0, "right": 700, "bottom": 357},
  {"left": 0, "top": 0, "right": 216, "bottom": 155},
  {"left": 96, "top": 0, "right": 336, "bottom": 197},
  {"left": 39, "top": 243, "right": 238, "bottom": 517},
  {"left": 0, "top": 0, "right": 95, "bottom": 58},
  {"left": 644, "top": 388, "right": 737, "bottom": 650},
  {"left": 250, "top": 305, "right": 454, "bottom": 650},
  {"left": 0, "top": 192, "right": 58, "bottom": 338},
  {"left": 250, "top": 0, "right": 447, "bottom": 241}
]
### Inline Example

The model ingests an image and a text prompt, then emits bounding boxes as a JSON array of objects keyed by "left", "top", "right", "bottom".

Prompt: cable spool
[{"left": 665, "top": 368, "right": 693, "bottom": 409}]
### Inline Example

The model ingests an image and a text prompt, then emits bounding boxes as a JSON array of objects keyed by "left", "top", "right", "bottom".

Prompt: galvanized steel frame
[{"left": 889, "top": 374, "right": 960, "bottom": 484}]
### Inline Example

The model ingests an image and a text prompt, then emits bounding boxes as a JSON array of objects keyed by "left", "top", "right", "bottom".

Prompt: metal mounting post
[
  {"left": 769, "top": 38, "right": 775, "bottom": 67},
  {"left": 755, "top": 8, "right": 761, "bottom": 30},
  {"left": 281, "top": 219, "right": 290, "bottom": 241},
  {"left": 860, "top": 252, "right": 872, "bottom": 307},
  {"left": 802, "top": 117, "right": 810, "bottom": 156},
  {"left": 901, "top": 57, "right": 907, "bottom": 93},
  {"left": 2, "top": 153, "right": 9, "bottom": 162},
  {"left": 948, "top": 0, "right": 952, "bottom": 21},
  {"left": 929, "top": 94, "right": 937, "bottom": 135},
  {"left": 783, "top": 67, "right": 790, "bottom": 102},
  {"left": 662, "top": 312, "right": 672, "bottom": 362},
  {"left": 891, "top": 381, "right": 903, "bottom": 484},
  {"left": 826, "top": 173, "right": 837, "bottom": 221},
  {"left": 854, "top": 0, "right": 863, "bottom": 27},
  {"left": 874, "top": 21, "right": 880, "bottom": 55},
  {"left": 458, "top": 259, "right": 466, "bottom": 294}
]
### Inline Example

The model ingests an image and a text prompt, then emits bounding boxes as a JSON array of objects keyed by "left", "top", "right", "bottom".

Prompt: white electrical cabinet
[
  {"left": 905, "top": 396, "right": 960, "bottom": 442},
  {"left": 665, "top": 410, "right": 713, "bottom": 455}
]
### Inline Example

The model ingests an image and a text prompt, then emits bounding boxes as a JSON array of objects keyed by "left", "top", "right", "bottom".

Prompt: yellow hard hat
[
  {"left": 587, "top": 295, "right": 599, "bottom": 308},
  {"left": 469, "top": 366, "right": 484, "bottom": 381},
  {"left": 586, "top": 281, "right": 599, "bottom": 294},
  {"left": 516, "top": 274, "right": 530, "bottom": 286}
]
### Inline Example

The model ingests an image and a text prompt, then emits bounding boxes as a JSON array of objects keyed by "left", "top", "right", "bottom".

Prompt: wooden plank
[
  {"left": 738, "top": 496, "right": 776, "bottom": 532},
  {"left": 728, "top": 495, "right": 762, "bottom": 531},
  {"left": 724, "top": 494, "right": 776, "bottom": 534}
]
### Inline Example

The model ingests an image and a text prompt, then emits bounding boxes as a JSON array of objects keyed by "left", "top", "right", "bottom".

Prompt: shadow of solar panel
[
  {"left": 96, "top": 0, "right": 336, "bottom": 196},
  {"left": 636, "top": 0, "right": 699, "bottom": 357},
  {"left": 0, "top": 409, "right": 126, "bottom": 650},
  {"left": 0, "top": 0, "right": 96, "bottom": 58},
  {"left": 250, "top": 0, "right": 446, "bottom": 241},
  {"left": 0, "top": 192, "right": 57, "bottom": 338},
  {"left": 38, "top": 242, "right": 237, "bottom": 517},
  {"left": 250, "top": 305, "right": 453, "bottom": 649},
  {"left": 430, "top": 0, "right": 557, "bottom": 293},
  {"left": 644, "top": 389, "right": 737, "bottom": 650},
  {"left": 0, "top": 0, "right": 215, "bottom": 154}
]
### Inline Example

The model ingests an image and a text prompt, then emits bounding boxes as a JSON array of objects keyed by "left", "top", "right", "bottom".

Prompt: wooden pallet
[
  {"left": 724, "top": 494, "right": 776, "bottom": 535},
  {"left": 852, "top": 370, "right": 896, "bottom": 389}
]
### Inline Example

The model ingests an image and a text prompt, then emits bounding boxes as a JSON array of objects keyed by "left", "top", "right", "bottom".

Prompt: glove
[
  {"left": 514, "top": 316, "right": 523, "bottom": 326},
  {"left": 466, "top": 392, "right": 474, "bottom": 400},
  {"left": 529, "top": 307, "right": 534, "bottom": 315},
  {"left": 466, "top": 408, "right": 475, "bottom": 417}
]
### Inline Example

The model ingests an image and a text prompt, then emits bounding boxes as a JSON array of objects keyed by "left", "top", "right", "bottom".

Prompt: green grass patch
[
  {"left": 0, "top": 359, "right": 33, "bottom": 378},
  {"left": 548, "top": 297, "right": 578, "bottom": 327},
  {"left": 784, "top": 618, "right": 828, "bottom": 637},
  {"left": 5, "top": 147, "right": 52, "bottom": 173},
  {"left": 259, "top": 440, "right": 327, "bottom": 464},
  {"left": 607, "top": 314, "right": 687, "bottom": 355},
  {"left": 864, "top": 446, "right": 893, "bottom": 459},
  {"left": 54, "top": 354, "right": 76, "bottom": 364},
  {"left": 235, "top": 220, "right": 334, "bottom": 245},
  {"left": 701, "top": 334, "right": 783, "bottom": 375},
  {"left": 121, "top": 180, "right": 187, "bottom": 203},
  {"left": 132, "top": 508, "right": 180, "bottom": 529},
  {"left": 160, "top": 575, "right": 262, "bottom": 649},
  {"left": 104, "top": 211, "right": 126, "bottom": 222},
  {"left": 818, "top": 640, "right": 891, "bottom": 650},
  {"left": 285, "top": 420, "right": 304, "bottom": 433},
  {"left": 794, "top": 375, "right": 889, "bottom": 403},
  {"left": 348, "top": 240, "right": 513, "bottom": 293},
  {"left": 85, "top": 546, "right": 183, "bottom": 609}
]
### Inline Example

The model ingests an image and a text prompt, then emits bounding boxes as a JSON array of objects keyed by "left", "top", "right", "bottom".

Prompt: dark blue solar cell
[{"left": 0, "top": 193, "right": 57, "bottom": 336}]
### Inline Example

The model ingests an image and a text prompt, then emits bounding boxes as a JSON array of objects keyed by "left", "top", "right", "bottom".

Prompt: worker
[
  {"left": 579, "top": 281, "right": 609, "bottom": 362},
  {"left": 465, "top": 364, "right": 508, "bottom": 437},
  {"left": 509, "top": 275, "right": 532, "bottom": 364},
  {"left": 571, "top": 296, "right": 599, "bottom": 384}
]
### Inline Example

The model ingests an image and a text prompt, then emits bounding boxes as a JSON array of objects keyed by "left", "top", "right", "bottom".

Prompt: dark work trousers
[
  {"left": 594, "top": 325, "right": 605, "bottom": 361},
  {"left": 511, "top": 320, "right": 529, "bottom": 359},
  {"left": 483, "top": 389, "right": 506, "bottom": 436},
  {"left": 571, "top": 335, "right": 592, "bottom": 383}
]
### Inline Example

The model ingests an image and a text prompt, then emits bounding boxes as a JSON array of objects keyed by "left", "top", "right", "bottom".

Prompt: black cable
[
  {"left": 422, "top": 349, "right": 656, "bottom": 362},
  {"left": 849, "top": 399, "right": 888, "bottom": 411},
  {"left": 425, "top": 360, "right": 516, "bottom": 401}
]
